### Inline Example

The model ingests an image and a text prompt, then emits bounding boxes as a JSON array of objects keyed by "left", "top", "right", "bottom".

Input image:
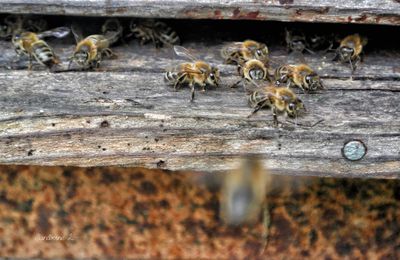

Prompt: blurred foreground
[{"left": 0, "top": 165, "right": 399, "bottom": 259}]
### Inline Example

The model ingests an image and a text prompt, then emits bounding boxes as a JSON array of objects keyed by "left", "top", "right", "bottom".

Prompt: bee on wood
[
  {"left": 333, "top": 34, "right": 367, "bottom": 72},
  {"left": 164, "top": 46, "right": 220, "bottom": 101},
  {"left": 129, "top": 18, "right": 180, "bottom": 48},
  {"left": 12, "top": 26, "right": 70, "bottom": 70},
  {"left": 285, "top": 28, "right": 315, "bottom": 54},
  {"left": 231, "top": 59, "right": 271, "bottom": 88},
  {"left": 247, "top": 83, "right": 305, "bottom": 126},
  {"left": 69, "top": 19, "right": 123, "bottom": 70},
  {"left": 306, "top": 33, "right": 334, "bottom": 52},
  {"left": 275, "top": 64, "right": 324, "bottom": 93},
  {"left": 221, "top": 40, "right": 269, "bottom": 65},
  {"left": 1, "top": 15, "right": 47, "bottom": 40}
]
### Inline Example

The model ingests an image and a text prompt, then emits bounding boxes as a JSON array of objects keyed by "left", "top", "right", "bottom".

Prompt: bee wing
[
  {"left": 221, "top": 42, "right": 248, "bottom": 53},
  {"left": 164, "top": 64, "right": 203, "bottom": 75},
  {"left": 71, "top": 24, "right": 84, "bottom": 43},
  {"left": 244, "top": 80, "right": 264, "bottom": 95},
  {"left": 173, "top": 46, "right": 198, "bottom": 61},
  {"left": 37, "top": 27, "right": 70, "bottom": 39}
]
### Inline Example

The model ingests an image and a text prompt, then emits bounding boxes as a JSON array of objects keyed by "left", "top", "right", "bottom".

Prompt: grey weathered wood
[
  {"left": 0, "top": 39, "right": 399, "bottom": 178},
  {"left": 1, "top": 0, "right": 400, "bottom": 26}
]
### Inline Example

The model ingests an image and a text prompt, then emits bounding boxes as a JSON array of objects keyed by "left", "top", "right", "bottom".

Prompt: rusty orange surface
[{"left": 0, "top": 165, "right": 399, "bottom": 259}]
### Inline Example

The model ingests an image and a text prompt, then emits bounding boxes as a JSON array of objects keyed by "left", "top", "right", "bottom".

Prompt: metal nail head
[{"left": 342, "top": 140, "right": 367, "bottom": 161}]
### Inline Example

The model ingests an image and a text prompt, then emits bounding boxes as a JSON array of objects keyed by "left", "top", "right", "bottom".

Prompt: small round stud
[{"left": 342, "top": 140, "right": 367, "bottom": 161}]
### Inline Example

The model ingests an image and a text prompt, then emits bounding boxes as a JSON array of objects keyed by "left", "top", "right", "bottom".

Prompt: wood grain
[
  {"left": 1, "top": 0, "right": 400, "bottom": 26},
  {"left": 0, "top": 37, "right": 399, "bottom": 177}
]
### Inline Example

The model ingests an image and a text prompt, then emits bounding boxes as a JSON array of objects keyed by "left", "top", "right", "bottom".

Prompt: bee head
[
  {"left": 305, "top": 74, "right": 323, "bottom": 91},
  {"left": 339, "top": 46, "right": 354, "bottom": 60},
  {"left": 0, "top": 24, "right": 10, "bottom": 38},
  {"left": 254, "top": 45, "right": 269, "bottom": 63},
  {"left": 73, "top": 48, "right": 89, "bottom": 66},
  {"left": 129, "top": 19, "right": 140, "bottom": 31},
  {"left": 286, "top": 98, "right": 305, "bottom": 118},
  {"left": 74, "top": 51, "right": 89, "bottom": 66},
  {"left": 207, "top": 67, "right": 220, "bottom": 87},
  {"left": 11, "top": 34, "right": 25, "bottom": 55},
  {"left": 292, "top": 40, "right": 306, "bottom": 52}
]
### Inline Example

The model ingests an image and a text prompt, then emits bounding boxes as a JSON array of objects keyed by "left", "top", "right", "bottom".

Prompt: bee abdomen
[
  {"left": 131, "top": 26, "right": 147, "bottom": 38},
  {"left": 159, "top": 30, "right": 180, "bottom": 45},
  {"left": 154, "top": 21, "right": 180, "bottom": 45},
  {"left": 32, "top": 41, "right": 56, "bottom": 67},
  {"left": 248, "top": 91, "right": 267, "bottom": 107},
  {"left": 164, "top": 71, "right": 178, "bottom": 83}
]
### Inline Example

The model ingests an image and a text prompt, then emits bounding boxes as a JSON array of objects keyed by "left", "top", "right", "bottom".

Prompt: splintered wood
[{"left": 1, "top": 0, "right": 400, "bottom": 26}]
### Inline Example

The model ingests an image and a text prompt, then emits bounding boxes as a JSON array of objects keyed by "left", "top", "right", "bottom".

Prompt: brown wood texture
[
  {"left": 0, "top": 35, "right": 399, "bottom": 177},
  {"left": 1, "top": 0, "right": 400, "bottom": 26}
]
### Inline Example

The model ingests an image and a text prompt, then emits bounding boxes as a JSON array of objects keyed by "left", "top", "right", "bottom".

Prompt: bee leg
[
  {"left": 140, "top": 37, "right": 147, "bottom": 46},
  {"left": 348, "top": 59, "right": 355, "bottom": 80},
  {"left": 304, "top": 48, "right": 315, "bottom": 55},
  {"left": 298, "top": 84, "right": 307, "bottom": 94},
  {"left": 102, "top": 48, "right": 117, "bottom": 59},
  {"left": 259, "top": 201, "right": 271, "bottom": 256},
  {"left": 248, "top": 105, "right": 262, "bottom": 118},
  {"left": 354, "top": 56, "right": 361, "bottom": 70},
  {"left": 230, "top": 79, "right": 242, "bottom": 88},
  {"left": 272, "top": 108, "right": 279, "bottom": 127},
  {"left": 190, "top": 83, "right": 195, "bottom": 102},
  {"left": 28, "top": 54, "right": 33, "bottom": 70},
  {"left": 332, "top": 52, "right": 340, "bottom": 62},
  {"left": 174, "top": 74, "right": 186, "bottom": 91},
  {"left": 201, "top": 83, "right": 206, "bottom": 92},
  {"left": 67, "top": 58, "right": 74, "bottom": 70}
]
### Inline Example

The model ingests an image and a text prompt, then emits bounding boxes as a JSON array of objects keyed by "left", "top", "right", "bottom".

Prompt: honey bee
[
  {"left": 69, "top": 19, "right": 123, "bottom": 69},
  {"left": 1, "top": 15, "right": 47, "bottom": 40},
  {"left": 231, "top": 59, "right": 270, "bottom": 88},
  {"left": 285, "top": 28, "right": 315, "bottom": 54},
  {"left": 333, "top": 34, "right": 367, "bottom": 72},
  {"left": 101, "top": 18, "right": 123, "bottom": 42},
  {"left": 12, "top": 27, "right": 70, "bottom": 70},
  {"left": 306, "top": 33, "right": 334, "bottom": 52},
  {"left": 164, "top": 46, "right": 220, "bottom": 101},
  {"left": 221, "top": 157, "right": 271, "bottom": 225},
  {"left": 129, "top": 18, "right": 180, "bottom": 48},
  {"left": 221, "top": 40, "right": 269, "bottom": 65},
  {"left": 220, "top": 157, "right": 272, "bottom": 254},
  {"left": 275, "top": 64, "right": 324, "bottom": 93},
  {"left": 247, "top": 83, "right": 305, "bottom": 126}
]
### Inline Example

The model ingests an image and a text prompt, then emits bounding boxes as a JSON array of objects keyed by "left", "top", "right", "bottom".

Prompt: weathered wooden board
[
  {"left": 1, "top": 0, "right": 400, "bottom": 26},
  {"left": 0, "top": 37, "right": 399, "bottom": 178}
]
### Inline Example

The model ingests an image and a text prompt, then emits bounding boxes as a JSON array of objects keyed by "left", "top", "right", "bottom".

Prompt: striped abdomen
[
  {"left": 274, "top": 65, "right": 292, "bottom": 84},
  {"left": 164, "top": 70, "right": 179, "bottom": 83},
  {"left": 31, "top": 40, "right": 57, "bottom": 67},
  {"left": 248, "top": 90, "right": 270, "bottom": 108},
  {"left": 153, "top": 21, "right": 180, "bottom": 46},
  {"left": 221, "top": 48, "right": 245, "bottom": 65},
  {"left": 137, "top": 28, "right": 154, "bottom": 43}
]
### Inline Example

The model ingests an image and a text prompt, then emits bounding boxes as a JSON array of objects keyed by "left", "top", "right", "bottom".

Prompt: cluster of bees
[
  {"left": 0, "top": 15, "right": 367, "bottom": 126},
  {"left": 0, "top": 15, "right": 181, "bottom": 70},
  {"left": 169, "top": 33, "right": 366, "bottom": 125}
]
